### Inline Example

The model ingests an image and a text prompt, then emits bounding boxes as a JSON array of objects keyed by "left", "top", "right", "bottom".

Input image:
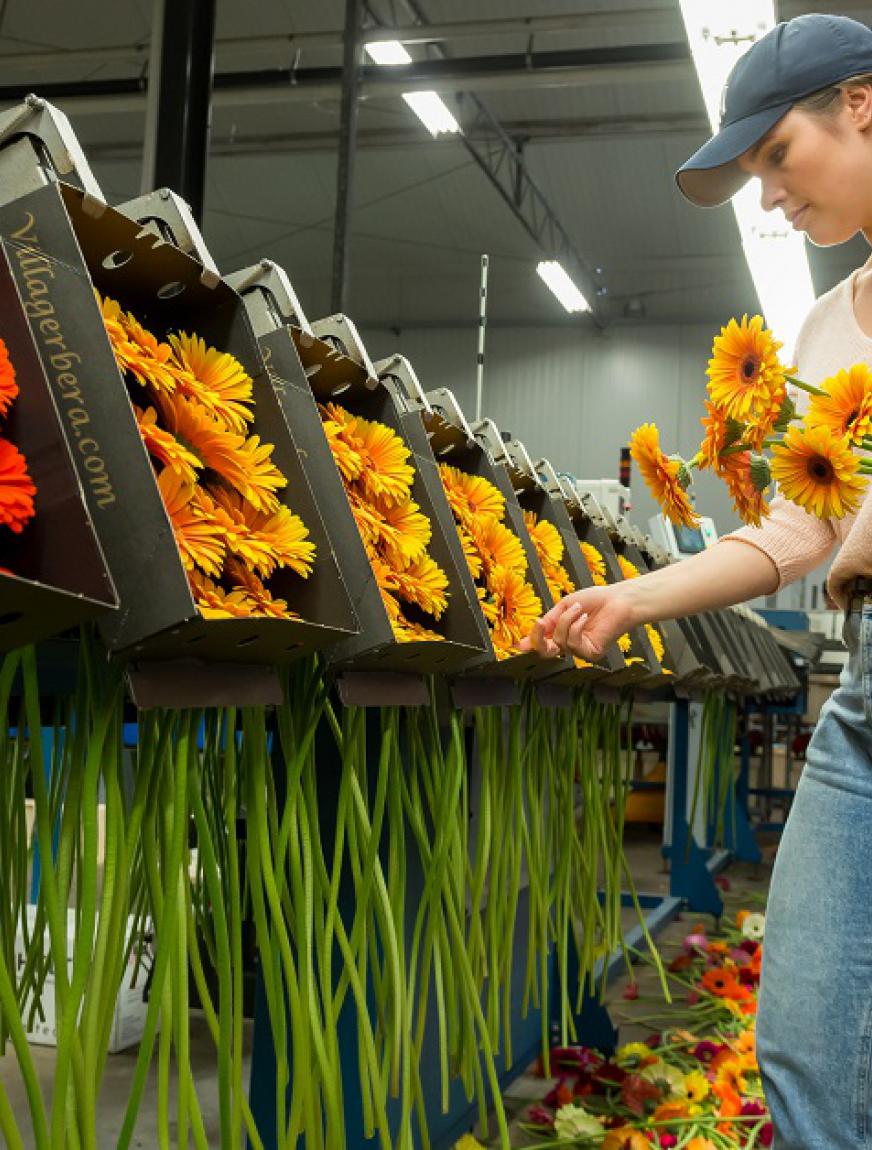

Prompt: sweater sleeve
[{"left": 719, "top": 495, "right": 836, "bottom": 589}]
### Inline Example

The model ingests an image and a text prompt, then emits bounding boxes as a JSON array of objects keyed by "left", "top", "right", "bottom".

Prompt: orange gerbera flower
[
  {"left": 0, "top": 438, "right": 36, "bottom": 533},
  {"left": 322, "top": 417, "right": 364, "bottom": 482},
  {"left": 474, "top": 517, "right": 527, "bottom": 576},
  {"left": 652, "top": 1101, "right": 690, "bottom": 1122},
  {"left": 486, "top": 565, "right": 542, "bottom": 651},
  {"left": 523, "top": 510, "right": 564, "bottom": 565},
  {"left": 700, "top": 968, "right": 748, "bottom": 999},
  {"left": 716, "top": 1059, "right": 748, "bottom": 1096},
  {"left": 158, "top": 468, "right": 226, "bottom": 578},
  {"left": 439, "top": 463, "right": 505, "bottom": 527},
  {"left": 719, "top": 451, "right": 771, "bottom": 528},
  {"left": 395, "top": 554, "right": 449, "bottom": 619},
  {"left": 225, "top": 560, "right": 296, "bottom": 619},
  {"left": 0, "top": 337, "right": 18, "bottom": 417},
  {"left": 158, "top": 394, "right": 287, "bottom": 512},
  {"left": 629, "top": 424, "right": 699, "bottom": 528},
  {"left": 353, "top": 415, "right": 415, "bottom": 507},
  {"left": 617, "top": 554, "right": 641, "bottom": 580},
  {"left": 203, "top": 487, "right": 283, "bottom": 577},
  {"left": 542, "top": 560, "right": 575, "bottom": 602},
  {"left": 698, "top": 401, "right": 734, "bottom": 470},
  {"left": 134, "top": 405, "right": 202, "bottom": 485},
  {"left": 602, "top": 1130, "right": 650, "bottom": 1150},
  {"left": 711, "top": 1080, "right": 742, "bottom": 1117},
  {"left": 686, "top": 1139, "right": 717, "bottom": 1150},
  {"left": 807, "top": 363, "right": 872, "bottom": 446},
  {"left": 169, "top": 333, "right": 254, "bottom": 433},
  {"left": 122, "top": 310, "right": 180, "bottom": 395},
  {"left": 188, "top": 569, "right": 255, "bottom": 619},
  {"left": 580, "top": 541, "right": 607, "bottom": 585},
  {"left": 706, "top": 314, "right": 788, "bottom": 422},
  {"left": 770, "top": 424, "right": 867, "bottom": 519}
]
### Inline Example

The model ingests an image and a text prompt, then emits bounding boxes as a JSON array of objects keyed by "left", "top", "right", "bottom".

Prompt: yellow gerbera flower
[
  {"left": 170, "top": 332, "right": 254, "bottom": 433},
  {"left": 683, "top": 1070, "right": 710, "bottom": 1104},
  {"left": 617, "top": 554, "right": 641, "bottom": 580},
  {"left": 396, "top": 554, "right": 450, "bottom": 619},
  {"left": 543, "top": 560, "right": 575, "bottom": 601},
  {"left": 457, "top": 526, "right": 483, "bottom": 580},
  {"left": 474, "top": 517, "right": 528, "bottom": 576},
  {"left": 617, "top": 632, "right": 632, "bottom": 654},
  {"left": 157, "top": 468, "right": 226, "bottom": 578},
  {"left": 322, "top": 417, "right": 364, "bottom": 482},
  {"left": 629, "top": 423, "right": 699, "bottom": 528},
  {"left": 523, "top": 510, "right": 565, "bottom": 566},
  {"left": 439, "top": 463, "right": 505, "bottom": 527},
  {"left": 225, "top": 560, "right": 296, "bottom": 619},
  {"left": 158, "top": 394, "right": 287, "bottom": 512},
  {"left": 770, "top": 424, "right": 867, "bottom": 519},
  {"left": 134, "top": 405, "right": 202, "bottom": 486},
  {"left": 393, "top": 617, "right": 444, "bottom": 643},
  {"left": 706, "top": 314, "right": 788, "bottom": 422},
  {"left": 202, "top": 487, "right": 285, "bottom": 578},
  {"left": 645, "top": 623, "right": 665, "bottom": 664},
  {"left": 232, "top": 495, "right": 315, "bottom": 578},
  {"left": 580, "top": 541, "right": 607, "bottom": 586},
  {"left": 806, "top": 363, "right": 872, "bottom": 446},
  {"left": 354, "top": 416, "right": 415, "bottom": 507},
  {"left": 376, "top": 496, "right": 432, "bottom": 569},
  {"left": 486, "top": 565, "right": 542, "bottom": 652},
  {"left": 99, "top": 294, "right": 179, "bottom": 396}
]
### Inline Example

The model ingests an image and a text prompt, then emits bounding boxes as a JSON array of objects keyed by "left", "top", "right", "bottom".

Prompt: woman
[{"left": 524, "top": 14, "right": 872, "bottom": 1148}]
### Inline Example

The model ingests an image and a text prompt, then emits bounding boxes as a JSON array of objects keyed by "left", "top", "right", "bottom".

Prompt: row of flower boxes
[{"left": 0, "top": 104, "right": 797, "bottom": 702}]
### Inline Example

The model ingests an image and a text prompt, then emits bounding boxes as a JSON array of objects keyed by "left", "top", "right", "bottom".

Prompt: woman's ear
[{"left": 844, "top": 84, "right": 872, "bottom": 131}]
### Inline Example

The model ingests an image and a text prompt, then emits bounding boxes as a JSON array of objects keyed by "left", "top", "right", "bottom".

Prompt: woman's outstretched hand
[{"left": 519, "top": 585, "right": 636, "bottom": 662}]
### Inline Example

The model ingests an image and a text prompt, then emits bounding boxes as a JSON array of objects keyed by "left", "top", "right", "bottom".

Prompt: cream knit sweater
[{"left": 724, "top": 263, "right": 872, "bottom": 610}]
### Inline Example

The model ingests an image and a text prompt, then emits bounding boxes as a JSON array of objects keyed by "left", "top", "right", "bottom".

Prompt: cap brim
[{"left": 676, "top": 102, "right": 793, "bottom": 207}]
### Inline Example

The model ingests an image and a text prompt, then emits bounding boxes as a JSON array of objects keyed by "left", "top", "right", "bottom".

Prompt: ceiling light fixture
[
  {"left": 536, "top": 260, "right": 591, "bottom": 313},
  {"left": 365, "top": 41, "right": 461, "bottom": 137},
  {"left": 678, "top": 1, "right": 816, "bottom": 355}
]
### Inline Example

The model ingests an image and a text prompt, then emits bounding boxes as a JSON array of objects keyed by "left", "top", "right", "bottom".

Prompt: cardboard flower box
[
  {"left": 227, "top": 263, "right": 489, "bottom": 674},
  {"left": 0, "top": 117, "right": 357, "bottom": 686}
]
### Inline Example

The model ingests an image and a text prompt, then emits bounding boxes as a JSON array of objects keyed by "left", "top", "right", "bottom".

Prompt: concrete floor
[{"left": 0, "top": 827, "right": 776, "bottom": 1149}]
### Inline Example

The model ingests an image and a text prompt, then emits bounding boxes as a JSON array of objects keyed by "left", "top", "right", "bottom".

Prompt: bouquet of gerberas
[{"left": 630, "top": 314, "right": 872, "bottom": 528}]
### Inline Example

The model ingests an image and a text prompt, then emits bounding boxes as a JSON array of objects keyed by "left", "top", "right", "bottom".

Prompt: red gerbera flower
[
  {"left": 0, "top": 438, "right": 36, "bottom": 532},
  {"left": 0, "top": 338, "right": 18, "bottom": 417}
]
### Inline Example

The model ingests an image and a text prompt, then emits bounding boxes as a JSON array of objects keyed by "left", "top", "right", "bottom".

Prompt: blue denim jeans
[{"left": 758, "top": 605, "right": 872, "bottom": 1148}]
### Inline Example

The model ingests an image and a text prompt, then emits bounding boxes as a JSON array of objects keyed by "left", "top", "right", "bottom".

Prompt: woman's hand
[{"left": 519, "top": 584, "right": 636, "bottom": 661}]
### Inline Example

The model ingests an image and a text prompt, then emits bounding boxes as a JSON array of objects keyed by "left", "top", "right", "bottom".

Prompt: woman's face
[{"left": 737, "top": 95, "right": 872, "bottom": 246}]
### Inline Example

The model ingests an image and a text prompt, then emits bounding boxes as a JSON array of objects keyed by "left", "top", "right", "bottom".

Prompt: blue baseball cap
[{"left": 677, "top": 14, "right": 872, "bottom": 207}]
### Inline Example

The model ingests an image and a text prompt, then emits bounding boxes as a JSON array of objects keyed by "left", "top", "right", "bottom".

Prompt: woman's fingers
[
  {"left": 519, "top": 618, "right": 561, "bottom": 656},
  {"left": 551, "top": 601, "right": 588, "bottom": 654}
]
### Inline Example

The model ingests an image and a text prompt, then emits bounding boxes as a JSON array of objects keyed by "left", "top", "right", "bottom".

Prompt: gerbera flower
[
  {"left": 629, "top": 424, "right": 700, "bottom": 528},
  {"left": 716, "top": 1059, "right": 748, "bottom": 1096},
  {"left": 457, "top": 526, "right": 483, "bottom": 580},
  {"left": 122, "top": 311, "right": 180, "bottom": 395},
  {"left": 474, "top": 517, "right": 527, "bottom": 576},
  {"left": 354, "top": 415, "right": 415, "bottom": 507},
  {"left": 706, "top": 314, "right": 788, "bottom": 422},
  {"left": 213, "top": 489, "right": 315, "bottom": 578},
  {"left": 169, "top": 332, "right": 254, "bottom": 433},
  {"left": 157, "top": 468, "right": 226, "bottom": 578},
  {"left": 134, "top": 405, "right": 202, "bottom": 485},
  {"left": 806, "top": 363, "right": 872, "bottom": 446},
  {"left": 203, "top": 487, "right": 284, "bottom": 577},
  {"left": 346, "top": 488, "right": 387, "bottom": 550},
  {"left": 395, "top": 554, "right": 449, "bottom": 619},
  {"left": 720, "top": 451, "right": 771, "bottom": 528},
  {"left": 0, "top": 438, "right": 36, "bottom": 533},
  {"left": 543, "top": 560, "right": 575, "bottom": 601},
  {"left": 770, "top": 424, "right": 867, "bottom": 519},
  {"left": 0, "top": 338, "right": 18, "bottom": 417},
  {"left": 617, "top": 555, "right": 641, "bottom": 580},
  {"left": 683, "top": 1070, "right": 710, "bottom": 1104},
  {"left": 394, "top": 617, "right": 444, "bottom": 643},
  {"left": 158, "top": 394, "right": 287, "bottom": 511},
  {"left": 617, "top": 632, "right": 632, "bottom": 654},
  {"left": 439, "top": 463, "right": 505, "bottom": 527},
  {"left": 645, "top": 623, "right": 665, "bottom": 664},
  {"left": 225, "top": 560, "right": 296, "bottom": 619},
  {"left": 523, "top": 510, "right": 565, "bottom": 566},
  {"left": 376, "top": 497, "right": 432, "bottom": 569},
  {"left": 322, "top": 417, "right": 364, "bottom": 482},
  {"left": 188, "top": 569, "right": 255, "bottom": 619},
  {"left": 486, "top": 565, "right": 542, "bottom": 651},
  {"left": 580, "top": 541, "right": 607, "bottom": 586}
]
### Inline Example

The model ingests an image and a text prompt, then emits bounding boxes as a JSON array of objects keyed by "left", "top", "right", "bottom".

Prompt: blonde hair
[{"left": 796, "top": 72, "right": 872, "bottom": 115}]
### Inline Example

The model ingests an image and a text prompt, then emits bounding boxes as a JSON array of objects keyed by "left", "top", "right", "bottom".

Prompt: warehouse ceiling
[{"left": 0, "top": 0, "right": 870, "bottom": 330}]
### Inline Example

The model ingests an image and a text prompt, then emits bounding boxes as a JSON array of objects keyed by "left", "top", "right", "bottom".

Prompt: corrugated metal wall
[{"left": 362, "top": 322, "right": 744, "bottom": 535}]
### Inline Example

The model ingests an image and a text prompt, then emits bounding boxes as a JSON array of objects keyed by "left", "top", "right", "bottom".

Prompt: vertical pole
[
  {"left": 141, "top": 0, "right": 216, "bottom": 223},
  {"left": 331, "top": 0, "right": 364, "bottom": 314},
  {"left": 475, "top": 253, "right": 489, "bottom": 422}
]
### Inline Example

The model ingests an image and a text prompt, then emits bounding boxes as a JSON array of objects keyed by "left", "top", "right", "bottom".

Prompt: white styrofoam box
[{"left": 13, "top": 906, "right": 154, "bottom": 1052}]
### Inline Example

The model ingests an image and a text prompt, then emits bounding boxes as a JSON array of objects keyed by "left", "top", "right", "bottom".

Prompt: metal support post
[
  {"left": 142, "top": 0, "right": 216, "bottom": 223},
  {"left": 331, "top": 0, "right": 364, "bottom": 314}
]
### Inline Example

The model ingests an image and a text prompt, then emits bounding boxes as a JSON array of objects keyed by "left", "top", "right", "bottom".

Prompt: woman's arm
[{"left": 522, "top": 539, "right": 778, "bottom": 660}]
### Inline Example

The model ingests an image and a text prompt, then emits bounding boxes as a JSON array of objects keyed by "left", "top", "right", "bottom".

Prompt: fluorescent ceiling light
[
  {"left": 364, "top": 40, "right": 412, "bottom": 66},
  {"left": 365, "top": 41, "right": 462, "bottom": 137},
  {"left": 536, "top": 260, "right": 590, "bottom": 313},
  {"left": 679, "top": 1, "right": 815, "bottom": 356}
]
